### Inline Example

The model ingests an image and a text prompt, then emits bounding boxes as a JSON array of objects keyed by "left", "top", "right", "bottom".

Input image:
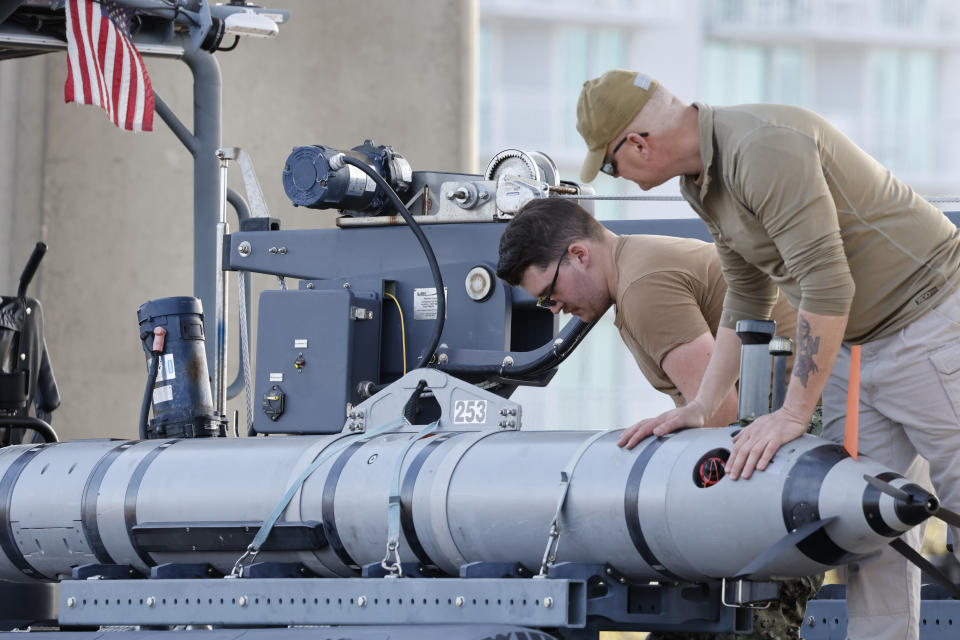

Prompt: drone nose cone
[{"left": 895, "top": 483, "right": 939, "bottom": 527}]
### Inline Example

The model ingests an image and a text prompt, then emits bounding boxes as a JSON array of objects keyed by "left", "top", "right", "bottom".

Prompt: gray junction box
[{"left": 254, "top": 289, "right": 380, "bottom": 433}]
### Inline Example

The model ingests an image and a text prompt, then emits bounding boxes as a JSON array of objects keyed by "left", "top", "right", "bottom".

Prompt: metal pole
[
  {"left": 180, "top": 46, "right": 222, "bottom": 399},
  {"left": 769, "top": 336, "right": 794, "bottom": 412},
  {"left": 214, "top": 151, "right": 230, "bottom": 416},
  {"left": 736, "top": 319, "right": 776, "bottom": 420}
]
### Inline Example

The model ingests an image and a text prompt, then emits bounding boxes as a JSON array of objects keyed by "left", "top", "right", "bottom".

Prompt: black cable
[
  {"left": 341, "top": 156, "right": 445, "bottom": 368},
  {"left": 439, "top": 318, "right": 597, "bottom": 378},
  {"left": 0, "top": 417, "right": 58, "bottom": 444},
  {"left": 139, "top": 353, "right": 160, "bottom": 440}
]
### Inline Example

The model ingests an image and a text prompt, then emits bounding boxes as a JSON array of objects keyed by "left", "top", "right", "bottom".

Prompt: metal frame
[
  {"left": 49, "top": 559, "right": 755, "bottom": 635},
  {"left": 803, "top": 586, "right": 960, "bottom": 639},
  {"left": 59, "top": 577, "right": 585, "bottom": 628}
]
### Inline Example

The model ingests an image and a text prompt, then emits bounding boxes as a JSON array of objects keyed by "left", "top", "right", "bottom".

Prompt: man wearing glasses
[
  {"left": 497, "top": 197, "right": 800, "bottom": 426},
  {"left": 573, "top": 69, "right": 960, "bottom": 640},
  {"left": 496, "top": 197, "right": 819, "bottom": 639}
]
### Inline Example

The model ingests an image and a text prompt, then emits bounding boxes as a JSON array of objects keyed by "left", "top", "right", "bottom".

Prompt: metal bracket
[
  {"left": 71, "top": 564, "right": 138, "bottom": 581},
  {"left": 546, "top": 563, "right": 749, "bottom": 635},
  {"left": 495, "top": 175, "right": 549, "bottom": 216},
  {"left": 150, "top": 563, "right": 221, "bottom": 580},
  {"left": 344, "top": 369, "right": 522, "bottom": 434},
  {"left": 216, "top": 147, "right": 271, "bottom": 220},
  {"left": 720, "top": 577, "right": 777, "bottom": 608},
  {"left": 460, "top": 562, "right": 534, "bottom": 579},
  {"left": 243, "top": 562, "right": 312, "bottom": 579},
  {"left": 59, "top": 577, "right": 585, "bottom": 628}
]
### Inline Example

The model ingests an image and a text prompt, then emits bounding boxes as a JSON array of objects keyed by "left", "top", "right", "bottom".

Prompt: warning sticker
[
  {"left": 163, "top": 354, "right": 176, "bottom": 380},
  {"left": 153, "top": 385, "right": 173, "bottom": 404},
  {"left": 155, "top": 354, "right": 176, "bottom": 382},
  {"left": 413, "top": 287, "right": 448, "bottom": 320}
]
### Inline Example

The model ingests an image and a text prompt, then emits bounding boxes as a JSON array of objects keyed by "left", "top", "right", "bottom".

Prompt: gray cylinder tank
[{"left": 0, "top": 427, "right": 933, "bottom": 583}]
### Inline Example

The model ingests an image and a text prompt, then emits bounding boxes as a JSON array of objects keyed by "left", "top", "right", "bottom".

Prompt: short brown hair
[{"left": 496, "top": 199, "right": 606, "bottom": 286}]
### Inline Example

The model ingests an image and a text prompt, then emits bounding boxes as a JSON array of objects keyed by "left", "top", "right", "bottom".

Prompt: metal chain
[
  {"left": 237, "top": 272, "right": 253, "bottom": 435},
  {"left": 558, "top": 193, "right": 960, "bottom": 204}
]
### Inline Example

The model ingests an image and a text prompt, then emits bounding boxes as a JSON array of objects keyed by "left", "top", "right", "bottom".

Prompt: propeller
[
  {"left": 889, "top": 538, "right": 960, "bottom": 599},
  {"left": 864, "top": 474, "right": 960, "bottom": 599},
  {"left": 863, "top": 474, "right": 960, "bottom": 528}
]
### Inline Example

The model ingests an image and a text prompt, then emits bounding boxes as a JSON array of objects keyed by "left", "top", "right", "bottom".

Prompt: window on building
[
  {"left": 869, "top": 48, "right": 938, "bottom": 173},
  {"left": 702, "top": 41, "right": 808, "bottom": 106}
]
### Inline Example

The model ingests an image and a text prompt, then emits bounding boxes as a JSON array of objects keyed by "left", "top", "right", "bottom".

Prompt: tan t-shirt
[
  {"left": 679, "top": 103, "right": 960, "bottom": 343},
  {"left": 613, "top": 235, "right": 797, "bottom": 407}
]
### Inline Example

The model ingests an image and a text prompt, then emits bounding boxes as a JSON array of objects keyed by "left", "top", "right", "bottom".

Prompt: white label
[
  {"left": 413, "top": 287, "right": 449, "bottom": 320},
  {"left": 163, "top": 354, "right": 176, "bottom": 380},
  {"left": 294, "top": 339, "right": 309, "bottom": 349},
  {"left": 270, "top": 372, "right": 284, "bottom": 382},
  {"left": 346, "top": 165, "right": 369, "bottom": 196},
  {"left": 453, "top": 399, "right": 487, "bottom": 424},
  {"left": 155, "top": 358, "right": 164, "bottom": 382},
  {"left": 503, "top": 190, "right": 520, "bottom": 211},
  {"left": 633, "top": 73, "right": 653, "bottom": 90},
  {"left": 153, "top": 385, "right": 173, "bottom": 404}
]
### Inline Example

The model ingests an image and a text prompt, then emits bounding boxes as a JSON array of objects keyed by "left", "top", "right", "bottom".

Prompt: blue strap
[
  {"left": 231, "top": 418, "right": 405, "bottom": 576},
  {"left": 538, "top": 428, "right": 617, "bottom": 575},
  {"left": 382, "top": 421, "right": 438, "bottom": 575}
]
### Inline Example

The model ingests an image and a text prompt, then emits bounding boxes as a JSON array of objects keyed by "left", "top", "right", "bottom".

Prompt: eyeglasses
[
  {"left": 536, "top": 247, "right": 568, "bottom": 309},
  {"left": 600, "top": 132, "right": 648, "bottom": 176}
]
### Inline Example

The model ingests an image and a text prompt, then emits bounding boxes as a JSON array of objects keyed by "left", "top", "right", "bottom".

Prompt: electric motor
[
  {"left": 282, "top": 140, "right": 412, "bottom": 215},
  {"left": 137, "top": 297, "right": 226, "bottom": 439}
]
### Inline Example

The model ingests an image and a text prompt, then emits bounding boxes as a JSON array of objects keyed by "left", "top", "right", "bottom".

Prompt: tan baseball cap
[{"left": 576, "top": 70, "right": 658, "bottom": 182}]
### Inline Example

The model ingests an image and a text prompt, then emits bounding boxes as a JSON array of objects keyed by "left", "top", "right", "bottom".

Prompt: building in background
[{"left": 478, "top": 0, "right": 960, "bottom": 428}]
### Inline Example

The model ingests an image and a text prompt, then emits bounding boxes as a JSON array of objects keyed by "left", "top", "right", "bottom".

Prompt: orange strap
[{"left": 844, "top": 345, "right": 861, "bottom": 459}]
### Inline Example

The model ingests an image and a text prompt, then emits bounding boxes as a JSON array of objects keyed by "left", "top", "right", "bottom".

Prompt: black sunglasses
[
  {"left": 536, "top": 247, "right": 568, "bottom": 309},
  {"left": 600, "top": 132, "right": 648, "bottom": 176}
]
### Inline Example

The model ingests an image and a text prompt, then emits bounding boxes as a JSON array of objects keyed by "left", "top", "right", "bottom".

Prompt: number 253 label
[{"left": 453, "top": 399, "right": 487, "bottom": 424}]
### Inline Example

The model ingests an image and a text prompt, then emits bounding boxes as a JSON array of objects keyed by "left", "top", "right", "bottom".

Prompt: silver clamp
[{"left": 720, "top": 577, "right": 775, "bottom": 609}]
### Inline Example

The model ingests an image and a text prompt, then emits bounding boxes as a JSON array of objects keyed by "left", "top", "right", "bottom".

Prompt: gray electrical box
[{"left": 253, "top": 288, "right": 380, "bottom": 433}]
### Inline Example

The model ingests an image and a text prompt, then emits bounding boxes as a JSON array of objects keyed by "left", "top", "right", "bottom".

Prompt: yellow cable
[{"left": 384, "top": 292, "right": 407, "bottom": 375}]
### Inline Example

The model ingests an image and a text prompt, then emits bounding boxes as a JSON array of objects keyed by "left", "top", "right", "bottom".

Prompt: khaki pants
[{"left": 822, "top": 286, "right": 960, "bottom": 640}]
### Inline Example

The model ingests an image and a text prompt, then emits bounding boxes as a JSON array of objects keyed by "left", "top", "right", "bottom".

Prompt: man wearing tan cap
[
  {"left": 497, "top": 186, "right": 821, "bottom": 640},
  {"left": 575, "top": 69, "right": 960, "bottom": 640}
]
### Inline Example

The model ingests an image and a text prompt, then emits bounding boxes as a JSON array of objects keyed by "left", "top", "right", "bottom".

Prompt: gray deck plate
[{"left": 58, "top": 578, "right": 585, "bottom": 628}]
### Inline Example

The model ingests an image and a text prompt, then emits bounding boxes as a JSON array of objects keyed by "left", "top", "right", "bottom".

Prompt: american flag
[{"left": 64, "top": 0, "right": 155, "bottom": 132}]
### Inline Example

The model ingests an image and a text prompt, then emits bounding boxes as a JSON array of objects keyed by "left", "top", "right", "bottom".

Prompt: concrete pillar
[{"left": 0, "top": 55, "right": 48, "bottom": 297}]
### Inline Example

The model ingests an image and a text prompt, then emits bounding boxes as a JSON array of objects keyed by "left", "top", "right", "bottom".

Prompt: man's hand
[
  {"left": 618, "top": 400, "right": 709, "bottom": 449},
  {"left": 725, "top": 310, "right": 847, "bottom": 480},
  {"left": 727, "top": 407, "right": 808, "bottom": 480}
]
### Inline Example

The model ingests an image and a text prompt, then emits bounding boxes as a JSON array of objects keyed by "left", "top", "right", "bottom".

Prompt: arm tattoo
[{"left": 793, "top": 316, "right": 820, "bottom": 387}]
